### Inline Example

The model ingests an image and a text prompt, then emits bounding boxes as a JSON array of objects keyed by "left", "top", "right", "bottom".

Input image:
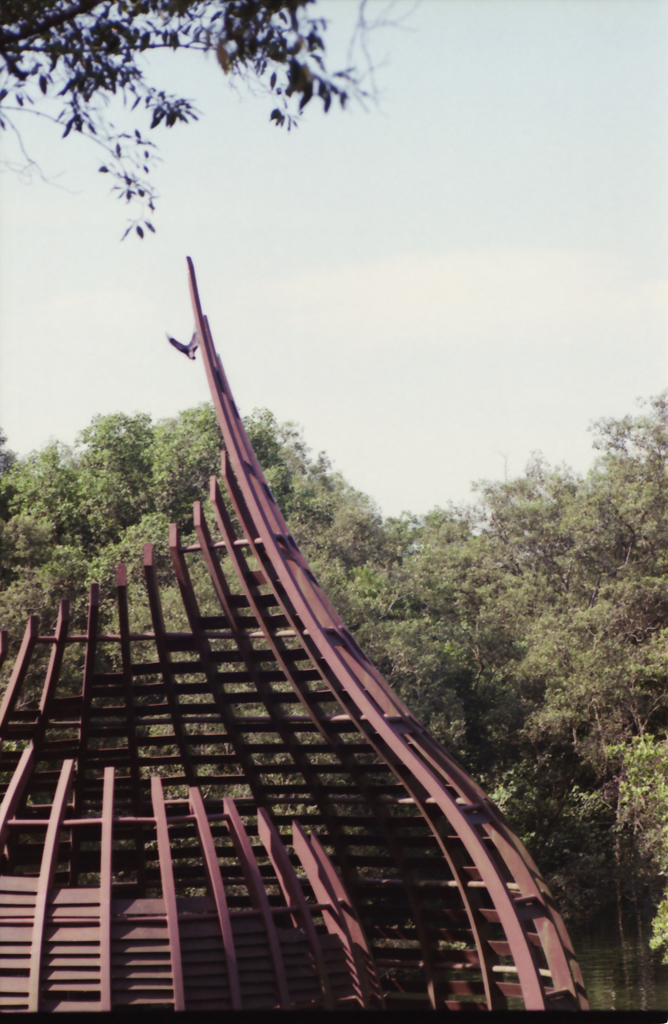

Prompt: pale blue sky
[{"left": 0, "top": 0, "right": 666, "bottom": 516}]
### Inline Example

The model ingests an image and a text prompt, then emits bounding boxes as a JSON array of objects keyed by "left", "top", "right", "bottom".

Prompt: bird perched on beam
[{"left": 167, "top": 331, "right": 198, "bottom": 360}]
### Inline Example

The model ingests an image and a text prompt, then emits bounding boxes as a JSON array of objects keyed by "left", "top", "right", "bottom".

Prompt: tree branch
[{"left": 0, "top": 0, "right": 105, "bottom": 46}]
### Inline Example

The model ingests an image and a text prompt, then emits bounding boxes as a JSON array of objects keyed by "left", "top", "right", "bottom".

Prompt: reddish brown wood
[
  {"left": 201, "top": 485, "right": 362, "bottom": 905},
  {"left": 292, "top": 821, "right": 367, "bottom": 1008},
  {"left": 28, "top": 759, "right": 74, "bottom": 1011},
  {"left": 116, "top": 564, "right": 147, "bottom": 897},
  {"left": 0, "top": 616, "right": 39, "bottom": 732},
  {"left": 0, "top": 745, "right": 35, "bottom": 850},
  {"left": 0, "top": 257, "right": 588, "bottom": 1013},
  {"left": 70, "top": 584, "right": 99, "bottom": 886},
  {"left": 185, "top": 255, "right": 588, "bottom": 1010},
  {"left": 150, "top": 775, "right": 185, "bottom": 1010},
  {"left": 256, "top": 806, "right": 333, "bottom": 1008},
  {"left": 188, "top": 784, "right": 242, "bottom": 1009},
  {"left": 143, "top": 544, "right": 197, "bottom": 787},
  {"left": 167, "top": 521, "right": 271, "bottom": 812},
  {"left": 212, "top": 457, "right": 452, "bottom": 1008},
  {"left": 0, "top": 632, "right": 8, "bottom": 675},
  {"left": 99, "top": 767, "right": 114, "bottom": 1011},
  {"left": 222, "top": 796, "right": 291, "bottom": 1009}
]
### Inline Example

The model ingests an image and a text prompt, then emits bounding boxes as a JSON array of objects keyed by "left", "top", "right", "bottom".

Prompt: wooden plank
[
  {"left": 0, "top": 906, "right": 41, "bottom": 918},
  {"left": 167, "top": 523, "right": 273, "bottom": 814},
  {"left": 256, "top": 807, "right": 332, "bottom": 1008},
  {"left": 0, "top": 925, "right": 34, "bottom": 940},
  {"left": 41, "top": 968, "right": 101, "bottom": 982},
  {"left": 0, "top": 876, "right": 41, "bottom": 892},
  {"left": 0, "top": 745, "right": 35, "bottom": 851},
  {"left": 42, "top": 925, "right": 102, "bottom": 942},
  {"left": 0, "top": 631, "right": 8, "bottom": 675},
  {"left": 108, "top": 992, "right": 173, "bottom": 1005},
  {"left": 43, "top": 956, "right": 103, "bottom": 968},
  {"left": 143, "top": 545, "right": 198, "bottom": 787},
  {"left": 0, "top": 616, "right": 39, "bottom": 733},
  {"left": 204, "top": 483, "right": 355, "bottom": 871},
  {"left": 70, "top": 584, "right": 99, "bottom": 885},
  {"left": 150, "top": 776, "right": 185, "bottom": 1010},
  {"left": 34, "top": 601, "right": 70, "bottom": 741},
  {"left": 192, "top": 271, "right": 532, "bottom": 1010},
  {"left": 45, "top": 906, "right": 100, "bottom": 919},
  {"left": 98, "top": 766, "right": 114, "bottom": 1010},
  {"left": 188, "top": 785, "right": 241, "bottom": 1009},
  {"left": 209, "top": 470, "right": 438, "bottom": 1004},
  {"left": 27, "top": 759, "right": 74, "bottom": 1012},
  {"left": 40, "top": 1000, "right": 102, "bottom": 1012},
  {"left": 496, "top": 981, "right": 524, "bottom": 998},
  {"left": 116, "top": 564, "right": 147, "bottom": 893},
  {"left": 292, "top": 821, "right": 367, "bottom": 1008},
  {"left": 222, "top": 797, "right": 290, "bottom": 1009},
  {"left": 112, "top": 898, "right": 166, "bottom": 916},
  {"left": 47, "top": 889, "right": 100, "bottom": 905},
  {"left": 0, "top": 977, "right": 30, "bottom": 993}
]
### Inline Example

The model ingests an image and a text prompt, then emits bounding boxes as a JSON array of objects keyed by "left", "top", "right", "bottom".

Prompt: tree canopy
[
  {"left": 1, "top": 393, "right": 668, "bottom": 938},
  {"left": 0, "top": 0, "right": 358, "bottom": 236}
]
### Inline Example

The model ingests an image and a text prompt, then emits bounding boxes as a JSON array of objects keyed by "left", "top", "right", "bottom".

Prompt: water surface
[{"left": 572, "top": 909, "right": 668, "bottom": 1010}]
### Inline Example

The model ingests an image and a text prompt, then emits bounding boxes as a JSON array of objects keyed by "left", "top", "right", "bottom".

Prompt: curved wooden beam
[
  {"left": 0, "top": 258, "right": 587, "bottom": 1013},
  {"left": 186, "top": 255, "right": 588, "bottom": 1011}
]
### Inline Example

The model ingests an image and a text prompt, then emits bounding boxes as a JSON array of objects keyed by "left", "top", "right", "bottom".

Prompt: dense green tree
[
  {"left": 1, "top": 392, "right": 667, "bottom": 926},
  {"left": 0, "top": 430, "right": 16, "bottom": 521}
]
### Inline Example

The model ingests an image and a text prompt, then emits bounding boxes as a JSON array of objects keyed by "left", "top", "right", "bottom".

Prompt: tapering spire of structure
[{"left": 0, "top": 260, "right": 587, "bottom": 1012}]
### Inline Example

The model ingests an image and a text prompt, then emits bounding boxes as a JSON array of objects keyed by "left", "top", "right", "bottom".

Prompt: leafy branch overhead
[{"left": 0, "top": 0, "right": 357, "bottom": 237}]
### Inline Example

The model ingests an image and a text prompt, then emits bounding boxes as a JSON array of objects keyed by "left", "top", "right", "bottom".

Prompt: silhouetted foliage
[{"left": 0, "top": 0, "right": 358, "bottom": 235}]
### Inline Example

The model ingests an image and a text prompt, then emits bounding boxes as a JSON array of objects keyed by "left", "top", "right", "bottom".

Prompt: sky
[{"left": 0, "top": 0, "right": 666, "bottom": 518}]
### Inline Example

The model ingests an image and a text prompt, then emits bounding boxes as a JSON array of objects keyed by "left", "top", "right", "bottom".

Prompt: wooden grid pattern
[{"left": 0, "top": 259, "right": 588, "bottom": 1012}]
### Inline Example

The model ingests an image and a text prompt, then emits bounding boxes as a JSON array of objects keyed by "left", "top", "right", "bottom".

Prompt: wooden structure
[{"left": 0, "top": 260, "right": 588, "bottom": 1012}]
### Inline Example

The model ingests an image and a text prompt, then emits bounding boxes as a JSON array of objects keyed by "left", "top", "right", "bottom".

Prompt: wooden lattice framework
[{"left": 0, "top": 259, "right": 588, "bottom": 1012}]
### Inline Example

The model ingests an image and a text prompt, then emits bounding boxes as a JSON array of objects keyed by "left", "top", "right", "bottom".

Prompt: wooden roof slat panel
[
  {"left": 0, "top": 258, "right": 587, "bottom": 1013},
  {"left": 184, "top": 257, "right": 589, "bottom": 1011},
  {"left": 28, "top": 759, "right": 74, "bottom": 1012}
]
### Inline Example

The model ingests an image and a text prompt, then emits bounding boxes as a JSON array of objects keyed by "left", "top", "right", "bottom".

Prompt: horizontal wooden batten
[{"left": 0, "top": 258, "right": 588, "bottom": 1015}]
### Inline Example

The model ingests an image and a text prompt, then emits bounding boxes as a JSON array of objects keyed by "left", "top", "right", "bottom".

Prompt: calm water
[{"left": 571, "top": 908, "right": 668, "bottom": 1010}]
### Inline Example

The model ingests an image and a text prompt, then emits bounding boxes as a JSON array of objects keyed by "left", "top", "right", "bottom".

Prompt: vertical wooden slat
[
  {"left": 29, "top": 603, "right": 73, "bottom": 895},
  {"left": 0, "top": 616, "right": 39, "bottom": 733},
  {"left": 292, "top": 820, "right": 368, "bottom": 1007},
  {"left": 0, "top": 744, "right": 35, "bottom": 850},
  {"left": 192, "top": 256, "right": 588, "bottom": 1011},
  {"left": 188, "top": 786, "right": 241, "bottom": 1009},
  {"left": 309, "top": 829, "right": 378, "bottom": 970},
  {"left": 188, "top": 258, "right": 519, "bottom": 1009},
  {"left": 36, "top": 601, "right": 69, "bottom": 725},
  {"left": 70, "top": 584, "right": 99, "bottom": 885},
  {"left": 28, "top": 759, "right": 74, "bottom": 1013},
  {"left": 0, "top": 630, "right": 8, "bottom": 674},
  {"left": 197, "top": 491, "right": 358, "bottom": 890},
  {"left": 256, "top": 807, "right": 332, "bottom": 1008},
  {"left": 150, "top": 775, "right": 185, "bottom": 1011},
  {"left": 116, "top": 564, "right": 146, "bottom": 894},
  {"left": 143, "top": 545, "right": 197, "bottom": 786},
  {"left": 99, "top": 766, "right": 114, "bottom": 1012},
  {"left": 167, "top": 524, "right": 269, "bottom": 808},
  {"left": 0, "top": 257, "right": 588, "bottom": 1015},
  {"left": 222, "top": 797, "right": 291, "bottom": 1009},
  {"left": 213, "top": 460, "right": 445, "bottom": 1006}
]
